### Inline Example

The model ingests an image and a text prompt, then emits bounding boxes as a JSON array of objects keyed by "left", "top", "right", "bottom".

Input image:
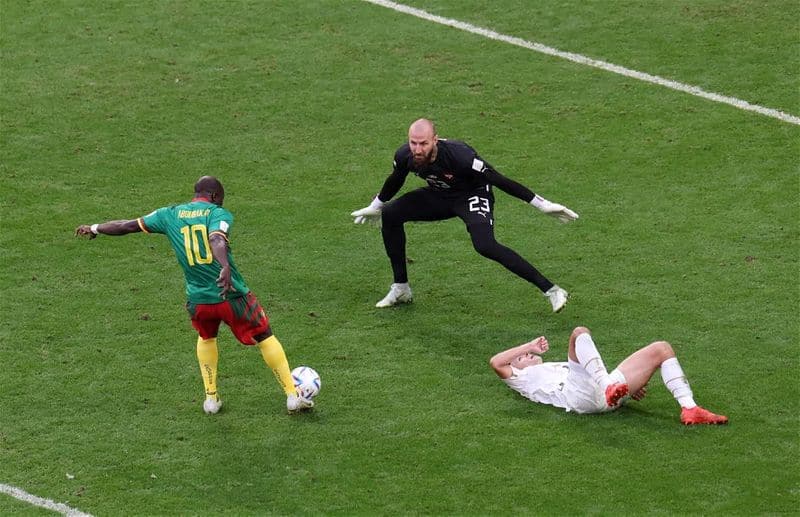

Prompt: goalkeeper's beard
[{"left": 412, "top": 148, "right": 434, "bottom": 166}]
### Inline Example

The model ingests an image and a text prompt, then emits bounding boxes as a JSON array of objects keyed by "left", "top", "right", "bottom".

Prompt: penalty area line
[
  {"left": 0, "top": 483, "right": 93, "bottom": 517},
  {"left": 362, "top": 0, "right": 800, "bottom": 126}
]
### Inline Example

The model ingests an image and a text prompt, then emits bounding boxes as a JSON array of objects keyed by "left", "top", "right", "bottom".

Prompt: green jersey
[{"left": 139, "top": 198, "right": 249, "bottom": 304}]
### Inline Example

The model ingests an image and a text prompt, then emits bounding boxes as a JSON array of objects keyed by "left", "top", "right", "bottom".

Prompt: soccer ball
[{"left": 291, "top": 366, "right": 321, "bottom": 399}]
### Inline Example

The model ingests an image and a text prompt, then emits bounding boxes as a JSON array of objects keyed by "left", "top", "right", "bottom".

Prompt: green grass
[{"left": 2, "top": 0, "right": 798, "bottom": 514}]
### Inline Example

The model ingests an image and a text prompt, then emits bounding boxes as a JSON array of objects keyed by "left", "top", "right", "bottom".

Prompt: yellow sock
[
  {"left": 196, "top": 337, "right": 219, "bottom": 401},
  {"left": 257, "top": 335, "right": 296, "bottom": 396}
]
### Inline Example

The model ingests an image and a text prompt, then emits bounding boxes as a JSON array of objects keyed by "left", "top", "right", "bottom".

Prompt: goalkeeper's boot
[
  {"left": 376, "top": 283, "right": 413, "bottom": 308},
  {"left": 203, "top": 396, "right": 222, "bottom": 415},
  {"left": 544, "top": 285, "right": 569, "bottom": 313},
  {"left": 604, "top": 383, "right": 629, "bottom": 408},
  {"left": 680, "top": 406, "right": 728, "bottom": 425},
  {"left": 287, "top": 393, "right": 314, "bottom": 413}
]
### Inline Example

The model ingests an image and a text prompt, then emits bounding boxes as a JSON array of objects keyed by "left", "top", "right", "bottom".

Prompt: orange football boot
[{"left": 681, "top": 406, "right": 729, "bottom": 425}]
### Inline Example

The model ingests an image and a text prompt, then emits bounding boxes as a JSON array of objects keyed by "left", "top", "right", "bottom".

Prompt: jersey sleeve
[
  {"left": 482, "top": 166, "right": 535, "bottom": 202},
  {"left": 448, "top": 141, "right": 483, "bottom": 179},
  {"left": 377, "top": 145, "right": 412, "bottom": 202},
  {"left": 138, "top": 207, "right": 169, "bottom": 234},
  {"left": 208, "top": 207, "right": 233, "bottom": 241},
  {"left": 449, "top": 141, "right": 535, "bottom": 201},
  {"left": 473, "top": 156, "right": 535, "bottom": 202},
  {"left": 502, "top": 366, "right": 531, "bottom": 395}
]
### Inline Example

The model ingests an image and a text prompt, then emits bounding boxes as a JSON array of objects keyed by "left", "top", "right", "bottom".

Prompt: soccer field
[{"left": 2, "top": 1, "right": 798, "bottom": 514}]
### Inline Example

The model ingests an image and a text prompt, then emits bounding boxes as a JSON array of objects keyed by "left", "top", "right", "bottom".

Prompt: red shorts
[{"left": 186, "top": 292, "right": 270, "bottom": 346}]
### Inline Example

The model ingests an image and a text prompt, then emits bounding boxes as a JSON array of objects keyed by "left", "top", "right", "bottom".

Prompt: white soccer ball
[{"left": 291, "top": 366, "right": 321, "bottom": 399}]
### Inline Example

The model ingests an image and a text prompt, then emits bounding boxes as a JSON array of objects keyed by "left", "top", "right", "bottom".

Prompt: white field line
[
  {"left": 0, "top": 483, "right": 93, "bottom": 517},
  {"left": 363, "top": 0, "right": 800, "bottom": 126}
]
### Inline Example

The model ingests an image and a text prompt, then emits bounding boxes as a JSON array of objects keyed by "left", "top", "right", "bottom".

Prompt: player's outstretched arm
[
  {"left": 480, "top": 167, "right": 578, "bottom": 223},
  {"left": 530, "top": 195, "right": 579, "bottom": 223},
  {"left": 75, "top": 219, "right": 142, "bottom": 239}
]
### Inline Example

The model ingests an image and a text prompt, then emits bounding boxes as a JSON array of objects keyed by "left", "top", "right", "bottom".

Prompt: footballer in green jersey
[
  {"left": 138, "top": 198, "right": 248, "bottom": 304},
  {"left": 76, "top": 176, "right": 314, "bottom": 414}
]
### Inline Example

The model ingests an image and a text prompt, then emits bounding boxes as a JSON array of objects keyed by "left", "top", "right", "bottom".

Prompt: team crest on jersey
[{"left": 443, "top": 172, "right": 454, "bottom": 180}]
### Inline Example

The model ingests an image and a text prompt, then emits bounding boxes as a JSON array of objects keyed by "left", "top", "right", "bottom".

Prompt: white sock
[
  {"left": 661, "top": 357, "right": 696, "bottom": 409},
  {"left": 574, "top": 333, "right": 611, "bottom": 390}
]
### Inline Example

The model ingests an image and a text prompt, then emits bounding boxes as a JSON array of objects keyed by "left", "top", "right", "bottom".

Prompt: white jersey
[
  {"left": 504, "top": 361, "right": 626, "bottom": 414},
  {"left": 503, "top": 362, "right": 572, "bottom": 411}
]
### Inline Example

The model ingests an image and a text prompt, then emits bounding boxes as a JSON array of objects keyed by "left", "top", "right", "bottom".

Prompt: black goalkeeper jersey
[{"left": 378, "top": 139, "right": 536, "bottom": 202}]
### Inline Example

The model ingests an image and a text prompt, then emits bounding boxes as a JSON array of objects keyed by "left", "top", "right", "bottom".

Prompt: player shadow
[
  {"left": 286, "top": 407, "right": 325, "bottom": 423},
  {"left": 592, "top": 403, "right": 673, "bottom": 429},
  {"left": 502, "top": 398, "right": 689, "bottom": 435}
]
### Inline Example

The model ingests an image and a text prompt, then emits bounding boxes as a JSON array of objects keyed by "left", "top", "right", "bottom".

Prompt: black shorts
[{"left": 383, "top": 186, "right": 495, "bottom": 227}]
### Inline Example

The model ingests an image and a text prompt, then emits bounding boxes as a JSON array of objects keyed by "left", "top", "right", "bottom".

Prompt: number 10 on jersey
[{"left": 180, "top": 224, "right": 213, "bottom": 266}]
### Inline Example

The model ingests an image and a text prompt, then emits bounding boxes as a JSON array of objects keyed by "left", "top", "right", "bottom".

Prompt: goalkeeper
[{"left": 351, "top": 118, "right": 578, "bottom": 312}]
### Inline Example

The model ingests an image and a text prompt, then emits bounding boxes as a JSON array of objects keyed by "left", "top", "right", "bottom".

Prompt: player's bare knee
[
  {"left": 571, "top": 326, "right": 591, "bottom": 340},
  {"left": 651, "top": 340, "right": 675, "bottom": 361}
]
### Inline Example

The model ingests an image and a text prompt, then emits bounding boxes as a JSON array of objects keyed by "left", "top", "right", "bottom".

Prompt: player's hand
[
  {"left": 216, "top": 265, "right": 233, "bottom": 299},
  {"left": 631, "top": 386, "right": 648, "bottom": 401},
  {"left": 544, "top": 203, "right": 579, "bottom": 224},
  {"left": 530, "top": 195, "right": 579, "bottom": 224},
  {"left": 75, "top": 225, "right": 97, "bottom": 239},
  {"left": 351, "top": 206, "right": 381, "bottom": 225},
  {"left": 351, "top": 196, "right": 385, "bottom": 225},
  {"left": 528, "top": 336, "right": 549, "bottom": 354}
]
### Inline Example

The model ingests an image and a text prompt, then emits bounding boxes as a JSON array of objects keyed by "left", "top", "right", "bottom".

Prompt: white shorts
[{"left": 562, "top": 360, "right": 627, "bottom": 414}]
